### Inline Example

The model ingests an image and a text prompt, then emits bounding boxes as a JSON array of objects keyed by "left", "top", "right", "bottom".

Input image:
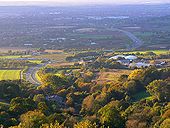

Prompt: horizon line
[{"left": 0, "top": 2, "right": 170, "bottom": 6}]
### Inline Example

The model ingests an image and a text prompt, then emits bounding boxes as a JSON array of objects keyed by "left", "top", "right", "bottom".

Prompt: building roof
[
  {"left": 109, "top": 55, "right": 125, "bottom": 60},
  {"left": 109, "top": 55, "right": 137, "bottom": 60},
  {"left": 125, "top": 55, "right": 137, "bottom": 60}
]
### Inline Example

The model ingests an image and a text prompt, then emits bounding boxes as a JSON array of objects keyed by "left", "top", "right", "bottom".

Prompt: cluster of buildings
[{"left": 109, "top": 55, "right": 166, "bottom": 69}]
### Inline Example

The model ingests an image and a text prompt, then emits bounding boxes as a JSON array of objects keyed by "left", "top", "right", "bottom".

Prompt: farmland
[
  {"left": 96, "top": 69, "right": 132, "bottom": 84},
  {"left": 0, "top": 55, "right": 31, "bottom": 59},
  {"left": 48, "top": 62, "right": 75, "bottom": 67},
  {"left": 116, "top": 50, "right": 170, "bottom": 55},
  {"left": 0, "top": 70, "right": 21, "bottom": 81},
  {"left": 28, "top": 60, "right": 42, "bottom": 64},
  {"left": 32, "top": 53, "right": 72, "bottom": 61}
]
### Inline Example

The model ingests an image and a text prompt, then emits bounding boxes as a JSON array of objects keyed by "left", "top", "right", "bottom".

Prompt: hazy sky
[{"left": 1, "top": 0, "right": 170, "bottom": 5}]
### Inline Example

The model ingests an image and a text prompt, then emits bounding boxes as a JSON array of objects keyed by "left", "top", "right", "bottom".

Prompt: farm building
[
  {"left": 109, "top": 55, "right": 137, "bottom": 60},
  {"left": 109, "top": 55, "right": 126, "bottom": 60},
  {"left": 125, "top": 55, "right": 137, "bottom": 60},
  {"left": 129, "top": 62, "right": 152, "bottom": 68}
]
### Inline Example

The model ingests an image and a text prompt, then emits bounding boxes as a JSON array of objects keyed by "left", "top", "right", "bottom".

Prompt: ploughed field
[{"left": 0, "top": 70, "right": 21, "bottom": 81}]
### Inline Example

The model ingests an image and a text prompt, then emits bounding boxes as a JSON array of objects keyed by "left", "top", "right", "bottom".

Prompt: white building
[
  {"left": 109, "top": 55, "right": 126, "bottom": 60},
  {"left": 125, "top": 55, "right": 137, "bottom": 60},
  {"left": 109, "top": 55, "right": 137, "bottom": 60},
  {"left": 129, "top": 62, "right": 152, "bottom": 68}
]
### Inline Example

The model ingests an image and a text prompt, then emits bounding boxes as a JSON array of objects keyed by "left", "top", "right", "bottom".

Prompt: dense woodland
[{"left": 0, "top": 65, "right": 169, "bottom": 128}]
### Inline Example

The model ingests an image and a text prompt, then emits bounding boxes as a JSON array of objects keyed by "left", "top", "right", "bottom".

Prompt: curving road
[
  {"left": 25, "top": 61, "right": 61, "bottom": 85},
  {"left": 109, "top": 28, "right": 144, "bottom": 50},
  {"left": 25, "top": 63, "right": 48, "bottom": 85}
]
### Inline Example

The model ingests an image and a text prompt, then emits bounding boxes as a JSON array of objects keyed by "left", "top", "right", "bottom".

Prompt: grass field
[
  {"left": 0, "top": 55, "right": 31, "bottom": 59},
  {"left": 0, "top": 47, "right": 32, "bottom": 53},
  {"left": 0, "top": 70, "right": 21, "bottom": 81},
  {"left": 48, "top": 62, "right": 75, "bottom": 67},
  {"left": 28, "top": 60, "right": 42, "bottom": 64},
  {"left": 33, "top": 53, "right": 72, "bottom": 61},
  {"left": 96, "top": 69, "right": 132, "bottom": 84},
  {"left": 117, "top": 50, "right": 169, "bottom": 55},
  {"left": 44, "top": 49, "right": 64, "bottom": 53}
]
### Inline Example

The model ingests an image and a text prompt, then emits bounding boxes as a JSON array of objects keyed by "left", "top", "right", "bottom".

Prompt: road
[
  {"left": 109, "top": 28, "right": 144, "bottom": 50},
  {"left": 25, "top": 63, "right": 48, "bottom": 85},
  {"left": 25, "top": 61, "right": 61, "bottom": 85}
]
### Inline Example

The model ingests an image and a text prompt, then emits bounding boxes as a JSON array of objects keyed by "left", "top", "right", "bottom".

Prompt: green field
[
  {"left": 33, "top": 53, "right": 72, "bottom": 61},
  {"left": 0, "top": 55, "right": 31, "bottom": 59},
  {"left": 117, "top": 50, "right": 169, "bottom": 55},
  {"left": 28, "top": 60, "right": 42, "bottom": 64},
  {"left": 0, "top": 70, "right": 21, "bottom": 81}
]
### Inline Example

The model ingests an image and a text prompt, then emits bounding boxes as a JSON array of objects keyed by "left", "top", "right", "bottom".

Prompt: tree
[
  {"left": 74, "top": 120, "right": 97, "bottom": 128},
  {"left": 9, "top": 97, "right": 36, "bottom": 115},
  {"left": 118, "top": 74, "right": 128, "bottom": 83},
  {"left": 144, "top": 52, "right": 156, "bottom": 56},
  {"left": 38, "top": 102, "right": 48, "bottom": 112},
  {"left": 123, "top": 80, "right": 143, "bottom": 95},
  {"left": 128, "top": 69, "right": 144, "bottom": 81},
  {"left": 33, "top": 94, "right": 45, "bottom": 103},
  {"left": 84, "top": 71, "right": 94, "bottom": 83},
  {"left": 0, "top": 81, "right": 21, "bottom": 100},
  {"left": 19, "top": 110, "right": 47, "bottom": 128},
  {"left": 128, "top": 67, "right": 160, "bottom": 85},
  {"left": 41, "top": 74, "right": 67, "bottom": 89},
  {"left": 146, "top": 80, "right": 170, "bottom": 101},
  {"left": 98, "top": 101, "right": 124, "bottom": 128},
  {"left": 41, "top": 121, "right": 64, "bottom": 128},
  {"left": 81, "top": 95, "right": 95, "bottom": 114},
  {"left": 160, "top": 119, "right": 170, "bottom": 128}
]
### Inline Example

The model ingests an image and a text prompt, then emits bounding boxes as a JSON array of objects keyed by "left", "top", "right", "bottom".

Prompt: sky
[{"left": 0, "top": 0, "right": 170, "bottom": 5}]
